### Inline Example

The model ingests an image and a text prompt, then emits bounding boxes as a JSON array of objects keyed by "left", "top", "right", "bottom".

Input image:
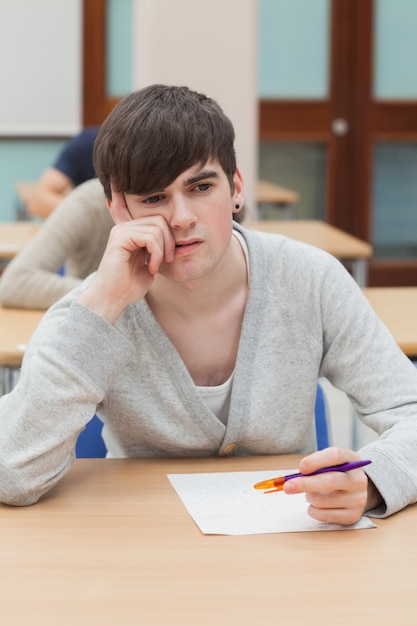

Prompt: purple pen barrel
[
  {"left": 254, "top": 459, "right": 372, "bottom": 492},
  {"left": 299, "top": 459, "right": 372, "bottom": 478}
]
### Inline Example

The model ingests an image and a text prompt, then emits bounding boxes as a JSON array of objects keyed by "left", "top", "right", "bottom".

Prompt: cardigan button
[{"left": 223, "top": 443, "right": 236, "bottom": 455}]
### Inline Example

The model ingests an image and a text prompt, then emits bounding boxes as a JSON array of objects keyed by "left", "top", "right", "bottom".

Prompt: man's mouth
[{"left": 174, "top": 239, "right": 202, "bottom": 255}]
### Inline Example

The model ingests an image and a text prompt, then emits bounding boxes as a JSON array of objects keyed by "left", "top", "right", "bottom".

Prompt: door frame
[{"left": 83, "top": 0, "right": 119, "bottom": 126}]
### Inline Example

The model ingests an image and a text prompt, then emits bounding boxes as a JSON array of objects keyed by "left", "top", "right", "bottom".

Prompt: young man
[{"left": 1, "top": 85, "right": 417, "bottom": 524}]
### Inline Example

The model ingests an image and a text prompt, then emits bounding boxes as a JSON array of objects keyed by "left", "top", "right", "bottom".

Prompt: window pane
[
  {"left": 106, "top": 0, "right": 133, "bottom": 97},
  {"left": 373, "top": 0, "right": 417, "bottom": 99},
  {"left": 258, "top": 0, "right": 330, "bottom": 99},
  {"left": 372, "top": 143, "right": 417, "bottom": 258},
  {"left": 258, "top": 142, "right": 326, "bottom": 219},
  {"left": 0, "top": 140, "right": 66, "bottom": 221}
]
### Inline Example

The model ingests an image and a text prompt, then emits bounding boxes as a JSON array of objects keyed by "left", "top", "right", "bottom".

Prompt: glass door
[
  {"left": 369, "top": 0, "right": 417, "bottom": 284},
  {"left": 258, "top": 0, "right": 417, "bottom": 285},
  {"left": 258, "top": 0, "right": 356, "bottom": 227}
]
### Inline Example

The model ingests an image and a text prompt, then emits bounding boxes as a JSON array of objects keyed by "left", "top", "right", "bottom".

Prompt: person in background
[
  {"left": 0, "top": 179, "right": 112, "bottom": 309},
  {"left": 0, "top": 85, "right": 416, "bottom": 524},
  {"left": 27, "top": 126, "right": 99, "bottom": 219}
]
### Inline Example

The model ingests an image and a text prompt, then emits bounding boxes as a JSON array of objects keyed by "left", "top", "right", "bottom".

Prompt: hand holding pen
[
  {"left": 255, "top": 450, "right": 375, "bottom": 526},
  {"left": 254, "top": 460, "right": 372, "bottom": 493}
]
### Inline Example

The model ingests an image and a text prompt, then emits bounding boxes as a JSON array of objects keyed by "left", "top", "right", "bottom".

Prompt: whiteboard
[{"left": 0, "top": 0, "right": 82, "bottom": 135}]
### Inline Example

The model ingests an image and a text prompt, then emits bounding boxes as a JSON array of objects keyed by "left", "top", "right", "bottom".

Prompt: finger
[
  {"left": 125, "top": 215, "right": 175, "bottom": 266},
  {"left": 307, "top": 503, "right": 364, "bottom": 526},
  {"left": 284, "top": 461, "right": 368, "bottom": 495},
  {"left": 109, "top": 184, "right": 133, "bottom": 223},
  {"left": 120, "top": 222, "right": 173, "bottom": 275},
  {"left": 137, "top": 221, "right": 175, "bottom": 272},
  {"left": 288, "top": 468, "right": 369, "bottom": 526},
  {"left": 120, "top": 225, "right": 165, "bottom": 275},
  {"left": 155, "top": 217, "right": 175, "bottom": 263},
  {"left": 305, "top": 478, "right": 369, "bottom": 526},
  {"left": 143, "top": 231, "right": 166, "bottom": 275},
  {"left": 298, "top": 447, "right": 361, "bottom": 476},
  {"left": 305, "top": 475, "right": 368, "bottom": 508}
]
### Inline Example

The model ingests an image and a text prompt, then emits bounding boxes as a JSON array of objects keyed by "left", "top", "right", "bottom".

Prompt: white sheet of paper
[{"left": 167, "top": 469, "right": 376, "bottom": 535}]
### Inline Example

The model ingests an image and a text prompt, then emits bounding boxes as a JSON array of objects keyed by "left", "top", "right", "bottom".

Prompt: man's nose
[{"left": 168, "top": 196, "right": 196, "bottom": 229}]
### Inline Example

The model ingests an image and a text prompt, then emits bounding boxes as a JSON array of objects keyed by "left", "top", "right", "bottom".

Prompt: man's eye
[
  {"left": 143, "top": 195, "right": 163, "bottom": 204},
  {"left": 195, "top": 183, "right": 211, "bottom": 192}
]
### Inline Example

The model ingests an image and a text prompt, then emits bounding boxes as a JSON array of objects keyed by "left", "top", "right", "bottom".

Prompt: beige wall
[{"left": 133, "top": 0, "right": 258, "bottom": 218}]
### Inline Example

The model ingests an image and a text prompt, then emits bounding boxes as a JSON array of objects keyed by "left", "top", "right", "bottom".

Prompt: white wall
[
  {"left": 133, "top": 0, "right": 258, "bottom": 218},
  {"left": 0, "top": 0, "right": 82, "bottom": 135}
]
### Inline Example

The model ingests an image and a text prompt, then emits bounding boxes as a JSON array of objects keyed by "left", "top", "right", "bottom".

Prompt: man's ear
[{"left": 232, "top": 168, "right": 244, "bottom": 210}]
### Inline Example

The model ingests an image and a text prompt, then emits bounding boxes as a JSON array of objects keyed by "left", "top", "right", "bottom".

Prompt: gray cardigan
[{"left": 1, "top": 224, "right": 417, "bottom": 513}]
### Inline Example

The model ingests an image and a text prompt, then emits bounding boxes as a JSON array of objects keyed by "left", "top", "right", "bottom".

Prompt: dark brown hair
[{"left": 94, "top": 84, "right": 237, "bottom": 200}]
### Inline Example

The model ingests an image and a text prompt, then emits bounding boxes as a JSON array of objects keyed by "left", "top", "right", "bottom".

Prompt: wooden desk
[
  {"left": 0, "top": 455, "right": 415, "bottom": 625},
  {"left": 363, "top": 287, "right": 417, "bottom": 357},
  {"left": 0, "top": 307, "right": 44, "bottom": 395},
  {"left": 256, "top": 180, "right": 299, "bottom": 219},
  {"left": 246, "top": 219, "right": 373, "bottom": 286},
  {"left": 0, "top": 221, "right": 40, "bottom": 260},
  {"left": 0, "top": 307, "right": 43, "bottom": 367}
]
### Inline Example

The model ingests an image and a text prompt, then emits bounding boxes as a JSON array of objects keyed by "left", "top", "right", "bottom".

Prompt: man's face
[{"left": 118, "top": 160, "right": 244, "bottom": 284}]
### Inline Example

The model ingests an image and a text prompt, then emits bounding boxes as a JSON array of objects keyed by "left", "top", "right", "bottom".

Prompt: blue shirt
[{"left": 54, "top": 126, "right": 99, "bottom": 186}]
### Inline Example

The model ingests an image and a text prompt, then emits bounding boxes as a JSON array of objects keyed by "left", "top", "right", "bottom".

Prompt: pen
[{"left": 254, "top": 460, "right": 372, "bottom": 493}]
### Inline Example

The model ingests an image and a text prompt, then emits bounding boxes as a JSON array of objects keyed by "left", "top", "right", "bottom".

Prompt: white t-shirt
[{"left": 196, "top": 231, "right": 249, "bottom": 423}]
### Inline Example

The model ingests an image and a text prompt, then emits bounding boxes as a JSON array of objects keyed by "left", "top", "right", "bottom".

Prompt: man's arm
[
  {"left": 27, "top": 168, "right": 73, "bottom": 218},
  {"left": 0, "top": 297, "right": 133, "bottom": 506}
]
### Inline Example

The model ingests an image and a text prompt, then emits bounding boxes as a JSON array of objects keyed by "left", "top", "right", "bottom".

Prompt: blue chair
[
  {"left": 314, "top": 383, "right": 330, "bottom": 449},
  {"left": 75, "top": 414, "right": 107, "bottom": 458}
]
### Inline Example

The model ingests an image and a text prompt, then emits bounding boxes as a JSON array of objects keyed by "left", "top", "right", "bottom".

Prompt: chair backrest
[
  {"left": 314, "top": 383, "right": 331, "bottom": 449},
  {"left": 75, "top": 414, "right": 107, "bottom": 458}
]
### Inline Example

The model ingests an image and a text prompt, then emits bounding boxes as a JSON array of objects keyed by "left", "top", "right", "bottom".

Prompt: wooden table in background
[
  {"left": 363, "top": 286, "right": 417, "bottom": 357},
  {"left": 246, "top": 219, "right": 372, "bottom": 286},
  {"left": 0, "top": 454, "right": 415, "bottom": 625},
  {"left": 0, "top": 307, "right": 44, "bottom": 367},
  {"left": 0, "top": 307, "right": 44, "bottom": 394},
  {"left": 0, "top": 221, "right": 40, "bottom": 261},
  {"left": 256, "top": 180, "right": 299, "bottom": 218}
]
